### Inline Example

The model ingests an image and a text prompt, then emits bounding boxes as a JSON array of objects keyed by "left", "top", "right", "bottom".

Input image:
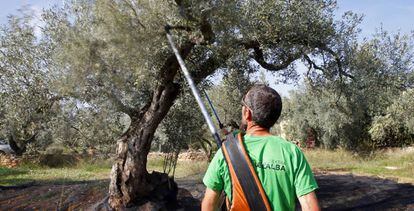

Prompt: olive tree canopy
[{"left": 0, "top": 14, "right": 60, "bottom": 155}]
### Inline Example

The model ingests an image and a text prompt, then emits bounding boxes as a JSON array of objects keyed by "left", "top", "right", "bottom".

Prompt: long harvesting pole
[{"left": 165, "top": 25, "right": 222, "bottom": 148}]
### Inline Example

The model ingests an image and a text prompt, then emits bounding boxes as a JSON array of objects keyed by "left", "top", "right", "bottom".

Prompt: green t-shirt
[{"left": 203, "top": 134, "right": 318, "bottom": 211}]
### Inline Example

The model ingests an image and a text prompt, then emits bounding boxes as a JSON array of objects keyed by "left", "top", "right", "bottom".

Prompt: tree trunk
[
  {"left": 106, "top": 38, "right": 219, "bottom": 208},
  {"left": 108, "top": 83, "right": 180, "bottom": 209},
  {"left": 8, "top": 134, "right": 36, "bottom": 156}
]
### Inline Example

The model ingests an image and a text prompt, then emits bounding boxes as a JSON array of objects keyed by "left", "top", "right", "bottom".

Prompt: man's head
[{"left": 240, "top": 85, "right": 282, "bottom": 131}]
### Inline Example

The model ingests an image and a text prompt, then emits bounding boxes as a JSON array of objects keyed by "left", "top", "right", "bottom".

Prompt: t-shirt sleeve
[
  {"left": 293, "top": 146, "right": 318, "bottom": 197},
  {"left": 202, "top": 149, "right": 224, "bottom": 191}
]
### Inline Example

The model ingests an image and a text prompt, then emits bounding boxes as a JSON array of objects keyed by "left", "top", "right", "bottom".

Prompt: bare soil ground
[
  {"left": 0, "top": 180, "right": 108, "bottom": 210},
  {"left": 1, "top": 171, "right": 414, "bottom": 210},
  {"left": 313, "top": 171, "right": 414, "bottom": 210}
]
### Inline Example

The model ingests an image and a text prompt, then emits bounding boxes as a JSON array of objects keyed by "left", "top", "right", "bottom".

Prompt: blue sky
[
  {"left": 336, "top": 0, "right": 414, "bottom": 38},
  {"left": 1, "top": 0, "right": 413, "bottom": 95},
  {"left": 0, "top": 0, "right": 52, "bottom": 23},
  {"left": 2, "top": 0, "right": 412, "bottom": 35}
]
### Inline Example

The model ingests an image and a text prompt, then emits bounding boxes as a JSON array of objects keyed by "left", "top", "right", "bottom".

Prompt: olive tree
[
  {"left": 0, "top": 14, "right": 60, "bottom": 155},
  {"left": 284, "top": 30, "right": 414, "bottom": 150},
  {"left": 41, "top": 0, "right": 354, "bottom": 208},
  {"left": 207, "top": 69, "right": 253, "bottom": 126},
  {"left": 369, "top": 89, "right": 414, "bottom": 148},
  {"left": 48, "top": 99, "right": 126, "bottom": 154}
]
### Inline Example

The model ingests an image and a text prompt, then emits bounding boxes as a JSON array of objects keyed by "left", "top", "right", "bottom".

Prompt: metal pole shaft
[
  {"left": 165, "top": 27, "right": 222, "bottom": 147},
  {"left": 203, "top": 90, "right": 224, "bottom": 129}
]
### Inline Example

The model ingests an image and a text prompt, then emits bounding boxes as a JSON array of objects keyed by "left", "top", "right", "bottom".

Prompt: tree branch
[
  {"left": 173, "top": 0, "right": 215, "bottom": 44},
  {"left": 317, "top": 44, "right": 354, "bottom": 79},
  {"left": 192, "top": 55, "right": 227, "bottom": 84},
  {"left": 166, "top": 19, "right": 214, "bottom": 45},
  {"left": 69, "top": 125, "right": 94, "bottom": 146},
  {"left": 105, "top": 89, "right": 137, "bottom": 117},
  {"left": 166, "top": 25, "right": 193, "bottom": 32},
  {"left": 122, "top": 0, "right": 146, "bottom": 29},
  {"left": 174, "top": 0, "right": 197, "bottom": 21},
  {"left": 243, "top": 40, "right": 302, "bottom": 71},
  {"left": 160, "top": 41, "right": 195, "bottom": 84},
  {"left": 303, "top": 54, "right": 325, "bottom": 73},
  {"left": 133, "top": 41, "right": 196, "bottom": 149},
  {"left": 199, "top": 18, "right": 215, "bottom": 44}
]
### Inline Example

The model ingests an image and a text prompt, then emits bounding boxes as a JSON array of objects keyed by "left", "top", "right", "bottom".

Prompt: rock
[
  {"left": 178, "top": 150, "right": 208, "bottom": 161},
  {"left": 148, "top": 150, "right": 209, "bottom": 162},
  {"left": 0, "top": 154, "right": 21, "bottom": 168},
  {"left": 385, "top": 166, "right": 399, "bottom": 170}
]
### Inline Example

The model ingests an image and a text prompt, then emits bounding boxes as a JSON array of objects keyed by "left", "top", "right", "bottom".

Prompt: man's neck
[{"left": 246, "top": 124, "right": 272, "bottom": 136}]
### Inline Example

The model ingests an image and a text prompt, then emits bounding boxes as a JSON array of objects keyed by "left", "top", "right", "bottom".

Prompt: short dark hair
[{"left": 243, "top": 85, "right": 282, "bottom": 129}]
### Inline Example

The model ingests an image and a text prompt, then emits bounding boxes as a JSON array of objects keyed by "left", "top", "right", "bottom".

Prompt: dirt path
[{"left": 1, "top": 172, "right": 414, "bottom": 210}]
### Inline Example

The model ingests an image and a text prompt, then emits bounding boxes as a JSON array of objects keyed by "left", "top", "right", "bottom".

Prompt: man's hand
[
  {"left": 298, "top": 191, "right": 320, "bottom": 211},
  {"left": 202, "top": 188, "right": 221, "bottom": 211}
]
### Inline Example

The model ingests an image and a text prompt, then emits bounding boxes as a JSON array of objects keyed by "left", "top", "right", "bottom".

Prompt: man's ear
[{"left": 243, "top": 106, "right": 253, "bottom": 121}]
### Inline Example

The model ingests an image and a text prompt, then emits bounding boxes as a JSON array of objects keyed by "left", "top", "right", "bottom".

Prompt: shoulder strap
[{"left": 222, "top": 133, "right": 271, "bottom": 211}]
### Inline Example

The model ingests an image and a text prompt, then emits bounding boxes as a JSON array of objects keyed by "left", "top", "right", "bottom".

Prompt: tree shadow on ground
[
  {"left": 314, "top": 172, "right": 414, "bottom": 210},
  {"left": 1, "top": 172, "right": 413, "bottom": 210},
  {"left": 179, "top": 172, "right": 414, "bottom": 211},
  {"left": 0, "top": 179, "right": 109, "bottom": 210}
]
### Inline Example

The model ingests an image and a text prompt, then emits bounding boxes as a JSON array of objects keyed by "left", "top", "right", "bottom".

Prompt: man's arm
[
  {"left": 201, "top": 188, "right": 221, "bottom": 211},
  {"left": 298, "top": 191, "right": 320, "bottom": 211}
]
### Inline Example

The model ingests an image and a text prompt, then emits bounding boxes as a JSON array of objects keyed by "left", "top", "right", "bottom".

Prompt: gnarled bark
[
  {"left": 108, "top": 39, "right": 195, "bottom": 208},
  {"left": 108, "top": 83, "right": 180, "bottom": 209},
  {"left": 107, "top": 16, "right": 224, "bottom": 207}
]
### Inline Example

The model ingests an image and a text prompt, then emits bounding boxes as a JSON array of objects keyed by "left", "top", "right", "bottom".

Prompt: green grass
[
  {"left": 0, "top": 159, "right": 112, "bottom": 186},
  {"left": 304, "top": 148, "right": 414, "bottom": 183},
  {"left": 1, "top": 148, "right": 412, "bottom": 186},
  {"left": 0, "top": 156, "right": 208, "bottom": 186}
]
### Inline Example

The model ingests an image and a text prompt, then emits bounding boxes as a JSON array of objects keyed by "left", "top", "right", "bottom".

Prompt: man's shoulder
[
  {"left": 257, "top": 135, "right": 304, "bottom": 157},
  {"left": 261, "top": 135, "right": 298, "bottom": 148}
]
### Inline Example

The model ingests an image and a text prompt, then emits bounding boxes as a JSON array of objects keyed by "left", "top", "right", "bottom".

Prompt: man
[{"left": 202, "top": 85, "right": 320, "bottom": 211}]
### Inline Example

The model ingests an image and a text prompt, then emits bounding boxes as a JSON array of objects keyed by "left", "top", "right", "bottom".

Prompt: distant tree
[
  {"left": 284, "top": 86, "right": 365, "bottom": 149},
  {"left": 369, "top": 89, "right": 414, "bottom": 148},
  {"left": 284, "top": 30, "right": 414, "bottom": 150},
  {"left": 156, "top": 90, "right": 205, "bottom": 176},
  {"left": 48, "top": 99, "right": 125, "bottom": 154},
  {"left": 346, "top": 30, "right": 414, "bottom": 118},
  {"left": 207, "top": 69, "right": 253, "bottom": 127},
  {"left": 0, "top": 14, "right": 60, "bottom": 155}
]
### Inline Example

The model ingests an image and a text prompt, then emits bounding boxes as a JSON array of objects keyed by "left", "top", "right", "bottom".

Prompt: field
[
  {"left": 1, "top": 148, "right": 414, "bottom": 210},
  {"left": 305, "top": 148, "right": 414, "bottom": 184}
]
